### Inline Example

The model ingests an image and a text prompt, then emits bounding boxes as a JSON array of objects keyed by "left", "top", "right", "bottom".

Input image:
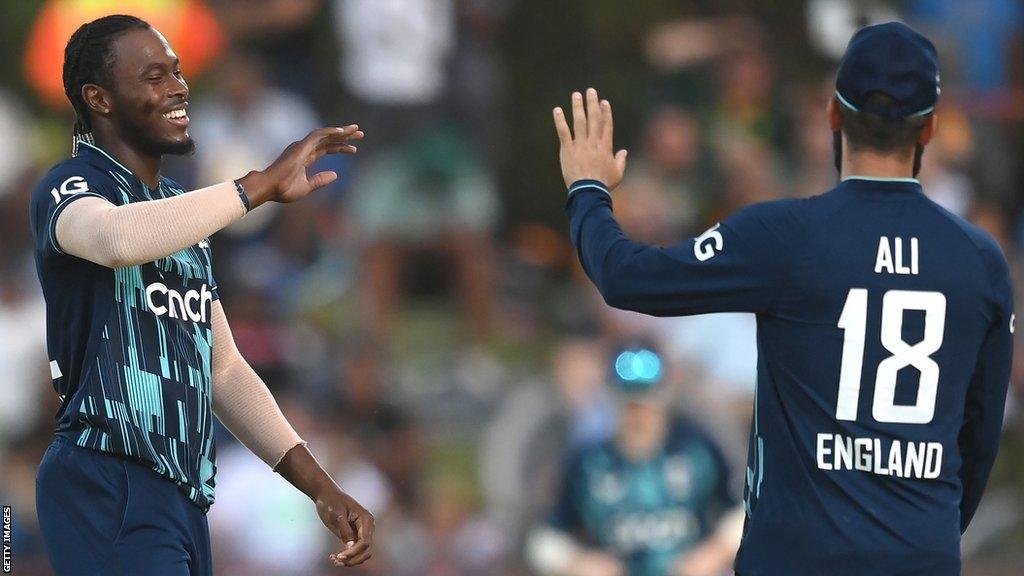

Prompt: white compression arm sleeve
[
  {"left": 54, "top": 182, "right": 246, "bottom": 268},
  {"left": 210, "top": 299, "right": 306, "bottom": 469}
]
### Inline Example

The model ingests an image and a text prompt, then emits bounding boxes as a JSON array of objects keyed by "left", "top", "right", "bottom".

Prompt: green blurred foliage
[{"left": 0, "top": 2, "right": 42, "bottom": 93}]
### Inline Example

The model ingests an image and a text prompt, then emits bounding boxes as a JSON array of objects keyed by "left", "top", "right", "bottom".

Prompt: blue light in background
[{"left": 614, "top": 349, "right": 662, "bottom": 384}]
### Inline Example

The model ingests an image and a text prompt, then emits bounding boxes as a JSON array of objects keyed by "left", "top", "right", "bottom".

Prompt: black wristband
[{"left": 233, "top": 179, "right": 251, "bottom": 213}]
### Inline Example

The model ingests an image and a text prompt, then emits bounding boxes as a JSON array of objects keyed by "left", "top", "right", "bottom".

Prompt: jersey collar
[
  {"left": 76, "top": 141, "right": 140, "bottom": 183},
  {"left": 841, "top": 175, "right": 920, "bottom": 184},
  {"left": 839, "top": 175, "right": 923, "bottom": 196}
]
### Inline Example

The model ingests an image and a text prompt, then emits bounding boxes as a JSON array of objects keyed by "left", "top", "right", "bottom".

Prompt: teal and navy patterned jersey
[
  {"left": 29, "top": 142, "right": 219, "bottom": 512},
  {"left": 550, "top": 420, "right": 735, "bottom": 576}
]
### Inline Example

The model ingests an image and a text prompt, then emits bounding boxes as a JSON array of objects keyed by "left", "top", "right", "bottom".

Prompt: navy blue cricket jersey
[
  {"left": 550, "top": 420, "right": 735, "bottom": 576},
  {"left": 567, "top": 177, "right": 1013, "bottom": 575},
  {"left": 29, "top": 142, "right": 220, "bottom": 512}
]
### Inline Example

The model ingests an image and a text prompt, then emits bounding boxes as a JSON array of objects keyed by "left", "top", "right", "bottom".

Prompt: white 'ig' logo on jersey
[
  {"left": 694, "top": 223, "right": 724, "bottom": 262},
  {"left": 49, "top": 176, "right": 89, "bottom": 203}
]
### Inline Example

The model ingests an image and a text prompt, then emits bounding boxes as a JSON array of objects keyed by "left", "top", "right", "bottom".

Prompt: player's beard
[
  {"left": 138, "top": 130, "right": 196, "bottom": 157},
  {"left": 118, "top": 113, "right": 196, "bottom": 158}
]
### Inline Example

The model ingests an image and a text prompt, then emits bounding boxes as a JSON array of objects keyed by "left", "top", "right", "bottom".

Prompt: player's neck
[
  {"left": 616, "top": 423, "right": 668, "bottom": 462},
  {"left": 841, "top": 148, "right": 916, "bottom": 181},
  {"left": 91, "top": 132, "right": 162, "bottom": 189}
]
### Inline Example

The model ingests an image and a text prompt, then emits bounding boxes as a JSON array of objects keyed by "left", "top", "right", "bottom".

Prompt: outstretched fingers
[
  {"left": 571, "top": 91, "right": 587, "bottom": 141},
  {"left": 322, "top": 143, "right": 359, "bottom": 155},
  {"left": 305, "top": 125, "right": 357, "bottom": 146},
  {"left": 308, "top": 171, "right": 338, "bottom": 190},
  {"left": 585, "top": 88, "right": 602, "bottom": 143},
  {"left": 553, "top": 107, "right": 572, "bottom": 146},
  {"left": 615, "top": 148, "right": 629, "bottom": 175},
  {"left": 315, "top": 127, "right": 363, "bottom": 151},
  {"left": 601, "top": 99, "right": 614, "bottom": 147},
  {"left": 307, "top": 125, "right": 359, "bottom": 151},
  {"left": 305, "top": 127, "right": 363, "bottom": 167}
]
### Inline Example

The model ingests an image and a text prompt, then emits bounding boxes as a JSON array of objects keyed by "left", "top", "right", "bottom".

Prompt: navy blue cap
[{"left": 836, "top": 22, "right": 940, "bottom": 118}]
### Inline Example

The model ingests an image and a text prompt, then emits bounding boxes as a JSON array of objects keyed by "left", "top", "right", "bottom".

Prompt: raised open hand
[
  {"left": 238, "top": 125, "right": 364, "bottom": 209},
  {"left": 553, "top": 88, "right": 628, "bottom": 190}
]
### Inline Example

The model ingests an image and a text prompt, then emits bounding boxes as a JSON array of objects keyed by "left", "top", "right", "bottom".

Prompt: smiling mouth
[{"left": 163, "top": 108, "right": 189, "bottom": 126}]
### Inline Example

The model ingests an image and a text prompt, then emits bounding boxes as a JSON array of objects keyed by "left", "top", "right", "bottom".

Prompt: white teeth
[{"left": 164, "top": 109, "right": 187, "bottom": 120}]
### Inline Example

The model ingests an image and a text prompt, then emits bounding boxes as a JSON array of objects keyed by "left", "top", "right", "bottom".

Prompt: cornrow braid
[{"left": 62, "top": 14, "right": 151, "bottom": 156}]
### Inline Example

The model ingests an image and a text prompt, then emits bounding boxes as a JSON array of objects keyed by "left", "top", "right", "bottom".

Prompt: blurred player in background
[
  {"left": 554, "top": 22, "right": 1012, "bottom": 576},
  {"left": 30, "top": 14, "right": 372, "bottom": 574},
  {"left": 526, "top": 342, "right": 743, "bottom": 576}
]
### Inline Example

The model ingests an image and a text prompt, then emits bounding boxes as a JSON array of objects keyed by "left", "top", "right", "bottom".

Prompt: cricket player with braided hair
[
  {"left": 31, "top": 14, "right": 373, "bottom": 574},
  {"left": 555, "top": 22, "right": 1013, "bottom": 575}
]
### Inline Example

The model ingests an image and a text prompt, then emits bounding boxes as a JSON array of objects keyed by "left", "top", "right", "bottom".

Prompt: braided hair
[{"left": 62, "top": 15, "right": 151, "bottom": 156}]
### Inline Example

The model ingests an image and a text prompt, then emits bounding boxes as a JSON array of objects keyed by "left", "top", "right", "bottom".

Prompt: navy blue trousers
[{"left": 35, "top": 435, "right": 213, "bottom": 575}]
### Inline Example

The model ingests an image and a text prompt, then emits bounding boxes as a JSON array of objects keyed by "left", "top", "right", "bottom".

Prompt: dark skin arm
[
  {"left": 274, "top": 443, "right": 375, "bottom": 567},
  {"left": 236, "top": 126, "right": 373, "bottom": 568}
]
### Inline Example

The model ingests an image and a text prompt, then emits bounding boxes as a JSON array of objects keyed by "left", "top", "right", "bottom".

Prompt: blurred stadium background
[{"left": 0, "top": 0, "right": 1021, "bottom": 574}]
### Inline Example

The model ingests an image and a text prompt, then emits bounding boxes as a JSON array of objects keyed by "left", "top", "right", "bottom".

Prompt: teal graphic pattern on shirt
[
  {"left": 550, "top": 421, "right": 736, "bottom": 576},
  {"left": 29, "top": 142, "right": 220, "bottom": 512}
]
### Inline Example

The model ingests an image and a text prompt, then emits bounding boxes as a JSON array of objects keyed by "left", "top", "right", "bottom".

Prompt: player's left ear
[
  {"left": 827, "top": 97, "right": 842, "bottom": 132},
  {"left": 917, "top": 114, "right": 938, "bottom": 146},
  {"left": 82, "top": 84, "right": 114, "bottom": 118}
]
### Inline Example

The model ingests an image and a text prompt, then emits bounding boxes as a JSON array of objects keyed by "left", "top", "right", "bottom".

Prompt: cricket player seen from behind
[
  {"left": 554, "top": 22, "right": 1012, "bottom": 576},
  {"left": 30, "top": 14, "right": 372, "bottom": 575}
]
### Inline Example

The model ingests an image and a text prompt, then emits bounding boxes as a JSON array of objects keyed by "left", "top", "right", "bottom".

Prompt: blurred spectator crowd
[{"left": 0, "top": 1, "right": 1022, "bottom": 575}]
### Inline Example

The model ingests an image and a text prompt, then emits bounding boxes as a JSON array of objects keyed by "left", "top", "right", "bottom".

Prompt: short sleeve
[{"left": 30, "top": 165, "right": 118, "bottom": 258}]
